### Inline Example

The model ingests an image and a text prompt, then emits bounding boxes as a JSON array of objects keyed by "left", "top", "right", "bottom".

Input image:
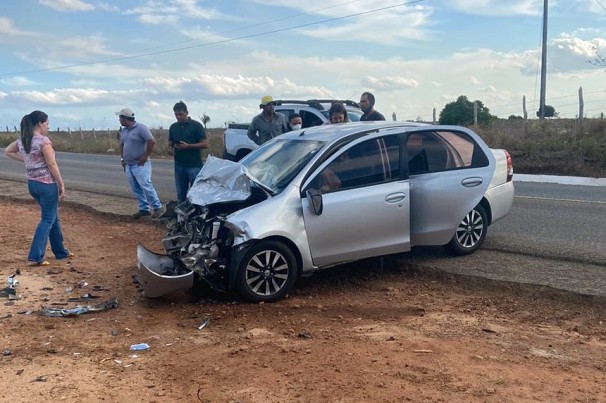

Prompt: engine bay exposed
[{"left": 142, "top": 184, "right": 270, "bottom": 295}]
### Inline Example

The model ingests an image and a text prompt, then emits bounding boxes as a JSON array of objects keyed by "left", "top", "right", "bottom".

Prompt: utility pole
[{"left": 539, "top": 0, "right": 548, "bottom": 119}]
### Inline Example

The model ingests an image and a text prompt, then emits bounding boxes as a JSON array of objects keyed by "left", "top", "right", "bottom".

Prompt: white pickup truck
[{"left": 222, "top": 99, "right": 363, "bottom": 161}]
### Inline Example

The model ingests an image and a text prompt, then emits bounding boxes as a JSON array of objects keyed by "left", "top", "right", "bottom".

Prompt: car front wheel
[
  {"left": 235, "top": 241, "right": 298, "bottom": 302},
  {"left": 446, "top": 204, "right": 488, "bottom": 256}
]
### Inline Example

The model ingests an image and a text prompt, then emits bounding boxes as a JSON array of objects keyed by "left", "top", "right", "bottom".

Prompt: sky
[{"left": 1, "top": 0, "right": 605, "bottom": 130}]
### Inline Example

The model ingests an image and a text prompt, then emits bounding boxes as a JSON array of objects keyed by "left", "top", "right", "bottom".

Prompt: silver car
[{"left": 137, "top": 122, "right": 514, "bottom": 302}]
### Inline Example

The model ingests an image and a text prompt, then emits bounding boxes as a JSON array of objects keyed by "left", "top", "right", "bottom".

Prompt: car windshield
[{"left": 240, "top": 138, "right": 326, "bottom": 193}]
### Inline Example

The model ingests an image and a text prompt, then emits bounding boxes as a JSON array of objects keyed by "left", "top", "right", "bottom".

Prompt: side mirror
[{"left": 306, "top": 189, "right": 323, "bottom": 215}]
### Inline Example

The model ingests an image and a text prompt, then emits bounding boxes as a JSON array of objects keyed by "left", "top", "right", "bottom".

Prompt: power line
[
  {"left": 593, "top": 0, "right": 606, "bottom": 12},
  {"left": 102, "top": 0, "right": 371, "bottom": 61},
  {"left": 0, "top": 0, "right": 424, "bottom": 78}
]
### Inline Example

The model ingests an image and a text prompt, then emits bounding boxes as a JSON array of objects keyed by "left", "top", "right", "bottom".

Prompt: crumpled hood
[{"left": 187, "top": 155, "right": 252, "bottom": 206}]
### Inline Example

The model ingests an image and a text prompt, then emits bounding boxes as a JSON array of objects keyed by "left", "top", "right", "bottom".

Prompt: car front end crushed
[{"left": 136, "top": 156, "right": 272, "bottom": 297}]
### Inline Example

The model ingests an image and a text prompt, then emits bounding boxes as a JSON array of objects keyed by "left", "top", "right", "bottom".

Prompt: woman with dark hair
[
  {"left": 5, "top": 110, "right": 72, "bottom": 266},
  {"left": 328, "top": 102, "right": 349, "bottom": 124}
]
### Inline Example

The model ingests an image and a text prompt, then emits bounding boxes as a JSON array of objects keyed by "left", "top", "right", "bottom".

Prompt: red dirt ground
[{"left": 1, "top": 199, "right": 605, "bottom": 402}]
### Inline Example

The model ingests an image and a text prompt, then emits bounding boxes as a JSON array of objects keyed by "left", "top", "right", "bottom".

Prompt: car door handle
[
  {"left": 385, "top": 193, "right": 406, "bottom": 203},
  {"left": 461, "top": 177, "right": 483, "bottom": 187}
]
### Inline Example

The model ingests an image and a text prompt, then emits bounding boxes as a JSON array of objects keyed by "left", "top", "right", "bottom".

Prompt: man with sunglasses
[
  {"left": 168, "top": 101, "right": 208, "bottom": 202},
  {"left": 247, "top": 95, "right": 289, "bottom": 146}
]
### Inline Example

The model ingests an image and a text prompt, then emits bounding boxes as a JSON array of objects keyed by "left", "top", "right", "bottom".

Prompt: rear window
[{"left": 406, "top": 130, "right": 488, "bottom": 175}]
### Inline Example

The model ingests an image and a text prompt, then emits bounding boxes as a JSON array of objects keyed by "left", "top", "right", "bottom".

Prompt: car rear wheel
[
  {"left": 235, "top": 241, "right": 298, "bottom": 302},
  {"left": 446, "top": 204, "right": 488, "bottom": 256}
]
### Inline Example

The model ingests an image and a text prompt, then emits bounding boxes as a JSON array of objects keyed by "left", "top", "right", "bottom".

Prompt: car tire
[
  {"left": 235, "top": 241, "right": 298, "bottom": 302},
  {"left": 446, "top": 204, "right": 488, "bottom": 256}
]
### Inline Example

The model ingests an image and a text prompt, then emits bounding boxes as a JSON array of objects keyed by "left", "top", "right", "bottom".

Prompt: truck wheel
[
  {"left": 235, "top": 241, "right": 298, "bottom": 302},
  {"left": 446, "top": 204, "right": 487, "bottom": 256}
]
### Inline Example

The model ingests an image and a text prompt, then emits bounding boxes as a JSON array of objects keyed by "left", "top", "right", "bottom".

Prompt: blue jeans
[
  {"left": 27, "top": 180, "right": 69, "bottom": 263},
  {"left": 174, "top": 165, "right": 202, "bottom": 202},
  {"left": 125, "top": 160, "right": 162, "bottom": 212}
]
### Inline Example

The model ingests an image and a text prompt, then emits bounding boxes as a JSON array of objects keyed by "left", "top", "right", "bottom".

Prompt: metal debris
[
  {"left": 0, "top": 287, "right": 16, "bottom": 298},
  {"left": 7, "top": 274, "right": 18, "bottom": 288},
  {"left": 39, "top": 297, "right": 118, "bottom": 317},
  {"left": 197, "top": 318, "right": 211, "bottom": 330}
]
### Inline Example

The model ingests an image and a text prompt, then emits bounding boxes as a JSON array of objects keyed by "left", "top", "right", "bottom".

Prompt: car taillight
[{"left": 504, "top": 150, "right": 513, "bottom": 182}]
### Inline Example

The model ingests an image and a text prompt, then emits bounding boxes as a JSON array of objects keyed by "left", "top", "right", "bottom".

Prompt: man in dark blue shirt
[{"left": 359, "top": 92, "right": 386, "bottom": 121}]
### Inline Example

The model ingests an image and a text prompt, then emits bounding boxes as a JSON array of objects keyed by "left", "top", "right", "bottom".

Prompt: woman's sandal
[
  {"left": 57, "top": 252, "right": 75, "bottom": 260},
  {"left": 30, "top": 260, "right": 50, "bottom": 267}
]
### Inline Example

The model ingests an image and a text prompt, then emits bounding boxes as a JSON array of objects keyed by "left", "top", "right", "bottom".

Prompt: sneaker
[
  {"left": 133, "top": 210, "right": 151, "bottom": 219},
  {"left": 151, "top": 208, "right": 163, "bottom": 219}
]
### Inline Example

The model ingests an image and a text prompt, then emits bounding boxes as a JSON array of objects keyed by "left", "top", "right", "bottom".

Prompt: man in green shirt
[{"left": 168, "top": 101, "right": 208, "bottom": 202}]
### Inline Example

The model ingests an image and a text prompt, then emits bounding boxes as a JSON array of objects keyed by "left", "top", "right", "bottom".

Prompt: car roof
[{"left": 277, "top": 121, "right": 435, "bottom": 144}]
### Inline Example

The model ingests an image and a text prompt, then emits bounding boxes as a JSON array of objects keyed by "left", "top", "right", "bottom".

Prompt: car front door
[
  {"left": 405, "top": 129, "right": 493, "bottom": 245},
  {"left": 301, "top": 135, "right": 410, "bottom": 267}
]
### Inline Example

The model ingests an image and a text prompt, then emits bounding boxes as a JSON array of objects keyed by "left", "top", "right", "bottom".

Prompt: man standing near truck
[
  {"left": 359, "top": 92, "right": 386, "bottom": 121},
  {"left": 168, "top": 101, "right": 208, "bottom": 202},
  {"left": 247, "top": 95, "right": 289, "bottom": 145}
]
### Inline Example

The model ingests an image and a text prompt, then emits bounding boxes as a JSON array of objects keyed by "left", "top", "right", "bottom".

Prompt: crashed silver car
[{"left": 138, "top": 122, "right": 514, "bottom": 302}]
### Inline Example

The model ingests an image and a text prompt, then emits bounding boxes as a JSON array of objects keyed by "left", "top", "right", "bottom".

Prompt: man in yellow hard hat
[{"left": 247, "top": 95, "right": 289, "bottom": 145}]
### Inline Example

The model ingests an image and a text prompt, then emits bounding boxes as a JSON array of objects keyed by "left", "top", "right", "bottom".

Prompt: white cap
[{"left": 115, "top": 108, "right": 134, "bottom": 118}]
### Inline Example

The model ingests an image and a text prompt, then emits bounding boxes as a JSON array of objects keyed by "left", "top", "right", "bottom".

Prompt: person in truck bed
[{"left": 247, "top": 95, "right": 289, "bottom": 145}]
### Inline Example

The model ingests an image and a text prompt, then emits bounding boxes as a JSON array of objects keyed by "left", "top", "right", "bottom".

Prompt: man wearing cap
[
  {"left": 247, "top": 95, "right": 289, "bottom": 146},
  {"left": 168, "top": 101, "right": 208, "bottom": 202},
  {"left": 116, "top": 108, "right": 163, "bottom": 219}
]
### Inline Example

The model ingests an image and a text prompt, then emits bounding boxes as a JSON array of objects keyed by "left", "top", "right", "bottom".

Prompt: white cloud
[
  {"left": 97, "top": 2, "right": 119, "bottom": 12},
  {"left": 0, "top": 18, "right": 34, "bottom": 37},
  {"left": 124, "top": 0, "right": 225, "bottom": 27},
  {"left": 138, "top": 14, "right": 179, "bottom": 25},
  {"left": 142, "top": 74, "right": 330, "bottom": 100},
  {"left": 39, "top": 0, "right": 94, "bottom": 12},
  {"left": 360, "top": 76, "right": 419, "bottom": 91},
  {"left": 56, "top": 34, "right": 120, "bottom": 59},
  {"left": 550, "top": 35, "right": 606, "bottom": 72},
  {"left": 8, "top": 88, "right": 111, "bottom": 105},
  {"left": 264, "top": 2, "right": 434, "bottom": 45},
  {"left": 1, "top": 76, "right": 36, "bottom": 86},
  {"left": 449, "top": 0, "right": 543, "bottom": 16}
]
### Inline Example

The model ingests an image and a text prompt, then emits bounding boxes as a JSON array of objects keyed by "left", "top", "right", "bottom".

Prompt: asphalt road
[{"left": 1, "top": 150, "right": 605, "bottom": 297}]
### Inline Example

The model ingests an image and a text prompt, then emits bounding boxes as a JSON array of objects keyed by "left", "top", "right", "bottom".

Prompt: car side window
[
  {"left": 300, "top": 110, "right": 324, "bottom": 128},
  {"left": 316, "top": 136, "right": 400, "bottom": 193},
  {"left": 407, "top": 131, "right": 488, "bottom": 175}
]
